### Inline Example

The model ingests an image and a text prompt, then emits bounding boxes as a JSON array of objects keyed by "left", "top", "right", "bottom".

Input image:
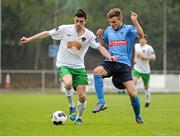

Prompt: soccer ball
[{"left": 51, "top": 111, "right": 67, "bottom": 125}]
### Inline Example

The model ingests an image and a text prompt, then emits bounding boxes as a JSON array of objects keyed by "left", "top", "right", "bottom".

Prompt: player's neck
[
  {"left": 140, "top": 44, "right": 146, "bottom": 47},
  {"left": 76, "top": 27, "right": 85, "bottom": 37}
]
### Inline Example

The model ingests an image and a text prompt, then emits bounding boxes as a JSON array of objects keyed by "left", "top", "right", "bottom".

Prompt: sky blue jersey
[{"left": 103, "top": 24, "right": 137, "bottom": 66}]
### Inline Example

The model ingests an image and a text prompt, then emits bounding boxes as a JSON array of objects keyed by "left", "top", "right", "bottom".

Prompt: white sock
[
  {"left": 77, "top": 100, "right": 87, "bottom": 119},
  {"left": 145, "top": 88, "right": 150, "bottom": 103},
  {"left": 65, "top": 88, "right": 75, "bottom": 108}
]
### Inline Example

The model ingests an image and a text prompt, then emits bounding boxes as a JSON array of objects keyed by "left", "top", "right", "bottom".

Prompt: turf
[{"left": 0, "top": 92, "right": 180, "bottom": 136}]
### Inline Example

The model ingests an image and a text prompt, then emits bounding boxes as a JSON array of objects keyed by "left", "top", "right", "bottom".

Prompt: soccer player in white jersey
[
  {"left": 20, "top": 9, "right": 116, "bottom": 124},
  {"left": 132, "top": 34, "right": 156, "bottom": 107}
]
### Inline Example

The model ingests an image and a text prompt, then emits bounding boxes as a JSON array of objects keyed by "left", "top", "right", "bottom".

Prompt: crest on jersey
[
  {"left": 55, "top": 27, "right": 59, "bottom": 31},
  {"left": 82, "top": 37, "right": 86, "bottom": 42},
  {"left": 95, "top": 38, "right": 99, "bottom": 43}
]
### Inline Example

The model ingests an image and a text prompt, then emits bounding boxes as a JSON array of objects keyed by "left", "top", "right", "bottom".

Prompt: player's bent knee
[
  {"left": 129, "top": 92, "right": 138, "bottom": 98},
  {"left": 64, "top": 83, "right": 72, "bottom": 90},
  {"left": 79, "top": 96, "right": 86, "bottom": 102},
  {"left": 93, "top": 66, "right": 103, "bottom": 75}
]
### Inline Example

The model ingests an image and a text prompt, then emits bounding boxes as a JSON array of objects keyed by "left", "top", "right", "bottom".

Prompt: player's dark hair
[{"left": 74, "top": 9, "right": 87, "bottom": 20}]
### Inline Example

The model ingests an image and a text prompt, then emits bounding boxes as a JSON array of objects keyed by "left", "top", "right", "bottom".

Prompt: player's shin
[
  {"left": 145, "top": 89, "right": 150, "bottom": 103},
  {"left": 77, "top": 100, "right": 87, "bottom": 119},
  {"left": 130, "top": 96, "right": 141, "bottom": 118},
  {"left": 93, "top": 75, "right": 105, "bottom": 104},
  {"left": 65, "top": 88, "right": 75, "bottom": 108}
]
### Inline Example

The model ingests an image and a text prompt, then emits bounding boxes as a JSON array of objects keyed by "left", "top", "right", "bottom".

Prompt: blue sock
[
  {"left": 130, "top": 96, "right": 141, "bottom": 119},
  {"left": 93, "top": 75, "right": 105, "bottom": 104}
]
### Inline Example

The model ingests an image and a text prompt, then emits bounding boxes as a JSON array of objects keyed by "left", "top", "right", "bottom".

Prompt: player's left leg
[
  {"left": 142, "top": 73, "right": 150, "bottom": 107},
  {"left": 72, "top": 68, "right": 88, "bottom": 124},
  {"left": 92, "top": 66, "right": 108, "bottom": 113},
  {"left": 124, "top": 80, "right": 144, "bottom": 124},
  {"left": 75, "top": 85, "right": 87, "bottom": 125}
]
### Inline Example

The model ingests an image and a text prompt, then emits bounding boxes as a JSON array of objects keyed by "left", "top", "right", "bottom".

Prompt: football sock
[
  {"left": 145, "top": 89, "right": 150, "bottom": 103},
  {"left": 130, "top": 96, "right": 141, "bottom": 118},
  {"left": 65, "top": 88, "right": 75, "bottom": 108},
  {"left": 77, "top": 100, "right": 86, "bottom": 119},
  {"left": 93, "top": 75, "right": 105, "bottom": 104}
]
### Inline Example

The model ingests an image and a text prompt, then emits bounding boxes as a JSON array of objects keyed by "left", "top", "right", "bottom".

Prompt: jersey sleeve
[
  {"left": 129, "top": 25, "right": 138, "bottom": 42},
  {"left": 102, "top": 29, "right": 109, "bottom": 45},
  {"left": 88, "top": 32, "right": 101, "bottom": 49},
  {"left": 134, "top": 43, "right": 140, "bottom": 53},
  {"left": 48, "top": 25, "right": 64, "bottom": 40},
  {"left": 149, "top": 46, "right": 155, "bottom": 55}
]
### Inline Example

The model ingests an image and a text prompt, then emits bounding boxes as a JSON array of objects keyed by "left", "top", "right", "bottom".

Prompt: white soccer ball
[{"left": 51, "top": 111, "right": 67, "bottom": 125}]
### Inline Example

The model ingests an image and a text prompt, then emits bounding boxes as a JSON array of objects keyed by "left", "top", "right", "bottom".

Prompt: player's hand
[
  {"left": 97, "top": 29, "right": 104, "bottom": 38},
  {"left": 131, "top": 11, "right": 138, "bottom": 21},
  {"left": 134, "top": 59, "right": 137, "bottom": 64},
  {"left": 108, "top": 56, "right": 118, "bottom": 62},
  {"left": 20, "top": 37, "right": 30, "bottom": 44},
  {"left": 139, "top": 53, "right": 149, "bottom": 60}
]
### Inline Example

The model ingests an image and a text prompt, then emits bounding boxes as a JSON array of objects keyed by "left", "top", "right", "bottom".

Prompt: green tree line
[{"left": 1, "top": 0, "right": 180, "bottom": 71}]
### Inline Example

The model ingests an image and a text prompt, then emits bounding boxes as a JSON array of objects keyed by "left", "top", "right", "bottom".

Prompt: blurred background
[{"left": 0, "top": 0, "right": 180, "bottom": 92}]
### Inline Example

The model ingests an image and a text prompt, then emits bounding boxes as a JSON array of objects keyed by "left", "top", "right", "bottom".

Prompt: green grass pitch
[{"left": 0, "top": 92, "right": 180, "bottom": 136}]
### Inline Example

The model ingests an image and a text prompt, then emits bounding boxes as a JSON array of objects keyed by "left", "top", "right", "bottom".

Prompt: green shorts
[
  {"left": 132, "top": 69, "right": 150, "bottom": 84},
  {"left": 57, "top": 66, "right": 88, "bottom": 88}
]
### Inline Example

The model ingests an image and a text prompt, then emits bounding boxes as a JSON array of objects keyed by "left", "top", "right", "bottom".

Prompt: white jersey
[
  {"left": 133, "top": 43, "right": 155, "bottom": 74},
  {"left": 49, "top": 24, "right": 100, "bottom": 68}
]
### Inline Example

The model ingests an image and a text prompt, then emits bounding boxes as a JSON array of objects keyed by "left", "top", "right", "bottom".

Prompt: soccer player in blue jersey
[{"left": 92, "top": 8, "right": 144, "bottom": 124}]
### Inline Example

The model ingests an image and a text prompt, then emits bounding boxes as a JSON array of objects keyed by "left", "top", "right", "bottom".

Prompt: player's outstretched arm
[
  {"left": 20, "top": 31, "right": 50, "bottom": 44},
  {"left": 130, "top": 11, "right": 144, "bottom": 39},
  {"left": 97, "top": 45, "right": 117, "bottom": 61},
  {"left": 97, "top": 29, "right": 106, "bottom": 47}
]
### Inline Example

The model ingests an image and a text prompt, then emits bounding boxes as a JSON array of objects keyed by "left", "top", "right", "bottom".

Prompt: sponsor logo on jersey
[
  {"left": 67, "top": 41, "right": 82, "bottom": 50},
  {"left": 109, "top": 40, "right": 128, "bottom": 47}
]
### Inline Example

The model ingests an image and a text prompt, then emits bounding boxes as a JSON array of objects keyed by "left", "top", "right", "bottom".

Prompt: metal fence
[{"left": 0, "top": 70, "right": 180, "bottom": 93}]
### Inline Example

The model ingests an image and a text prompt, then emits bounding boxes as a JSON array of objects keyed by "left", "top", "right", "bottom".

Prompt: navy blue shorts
[{"left": 101, "top": 61, "right": 132, "bottom": 82}]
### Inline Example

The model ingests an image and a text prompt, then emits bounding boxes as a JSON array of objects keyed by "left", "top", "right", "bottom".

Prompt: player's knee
[
  {"left": 133, "top": 80, "right": 137, "bottom": 85},
  {"left": 93, "top": 66, "right": 103, "bottom": 75},
  {"left": 144, "top": 85, "right": 149, "bottom": 89},
  {"left": 65, "top": 84, "right": 72, "bottom": 90},
  {"left": 79, "top": 96, "right": 86, "bottom": 102},
  {"left": 64, "top": 83, "right": 72, "bottom": 90},
  {"left": 127, "top": 88, "right": 138, "bottom": 97}
]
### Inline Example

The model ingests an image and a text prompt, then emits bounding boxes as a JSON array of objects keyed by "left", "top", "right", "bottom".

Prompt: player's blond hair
[{"left": 107, "top": 8, "right": 122, "bottom": 19}]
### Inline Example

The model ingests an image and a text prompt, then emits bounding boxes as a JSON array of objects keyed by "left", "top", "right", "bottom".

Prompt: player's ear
[{"left": 84, "top": 18, "right": 88, "bottom": 24}]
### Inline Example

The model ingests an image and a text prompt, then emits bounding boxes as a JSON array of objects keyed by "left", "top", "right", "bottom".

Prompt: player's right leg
[
  {"left": 92, "top": 66, "right": 108, "bottom": 113},
  {"left": 57, "top": 67, "right": 76, "bottom": 121},
  {"left": 124, "top": 80, "right": 144, "bottom": 124},
  {"left": 71, "top": 68, "right": 88, "bottom": 124}
]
